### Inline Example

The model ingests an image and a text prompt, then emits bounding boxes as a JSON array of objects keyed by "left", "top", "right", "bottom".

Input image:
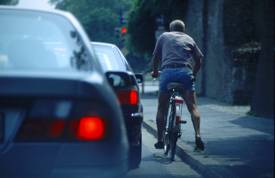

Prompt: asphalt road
[
  {"left": 139, "top": 83, "right": 274, "bottom": 178},
  {"left": 124, "top": 128, "right": 202, "bottom": 178}
]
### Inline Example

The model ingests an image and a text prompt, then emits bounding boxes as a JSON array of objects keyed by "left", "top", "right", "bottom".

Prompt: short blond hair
[{"left": 169, "top": 20, "right": 185, "bottom": 32}]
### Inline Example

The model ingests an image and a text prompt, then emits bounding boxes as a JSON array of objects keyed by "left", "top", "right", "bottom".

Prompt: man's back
[{"left": 154, "top": 31, "right": 202, "bottom": 69}]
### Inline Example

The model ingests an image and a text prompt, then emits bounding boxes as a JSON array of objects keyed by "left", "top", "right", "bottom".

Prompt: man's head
[{"left": 169, "top": 19, "right": 185, "bottom": 32}]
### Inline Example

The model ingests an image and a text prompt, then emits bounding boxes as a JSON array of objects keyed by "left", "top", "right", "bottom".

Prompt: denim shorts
[{"left": 159, "top": 68, "right": 195, "bottom": 93}]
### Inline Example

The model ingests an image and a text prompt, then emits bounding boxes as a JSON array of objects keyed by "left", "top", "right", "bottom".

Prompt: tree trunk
[{"left": 251, "top": 0, "right": 274, "bottom": 118}]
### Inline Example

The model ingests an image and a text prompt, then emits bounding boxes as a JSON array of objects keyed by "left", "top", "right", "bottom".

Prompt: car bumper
[
  {"left": 124, "top": 112, "right": 143, "bottom": 146},
  {"left": 51, "top": 160, "right": 128, "bottom": 178},
  {"left": 0, "top": 143, "right": 129, "bottom": 178}
]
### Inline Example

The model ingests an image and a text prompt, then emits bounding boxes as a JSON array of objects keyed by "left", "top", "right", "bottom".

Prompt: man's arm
[
  {"left": 151, "top": 35, "right": 163, "bottom": 78},
  {"left": 193, "top": 56, "right": 202, "bottom": 76},
  {"left": 151, "top": 54, "right": 160, "bottom": 78},
  {"left": 192, "top": 43, "right": 203, "bottom": 77}
]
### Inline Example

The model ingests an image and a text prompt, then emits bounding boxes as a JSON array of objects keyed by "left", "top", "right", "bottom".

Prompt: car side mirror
[
  {"left": 135, "top": 73, "right": 144, "bottom": 84},
  {"left": 105, "top": 71, "right": 130, "bottom": 88}
]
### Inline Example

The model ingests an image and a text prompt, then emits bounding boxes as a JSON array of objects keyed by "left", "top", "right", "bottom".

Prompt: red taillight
[
  {"left": 76, "top": 116, "right": 105, "bottom": 141},
  {"left": 117, "top": 89, "right": 138, "bottom": 105},
  {"left": 16, "top": 116, "right": 106, "bottom": 142},
  {"left": 175, "top": 96, "right": 184, "bottom": 104}
]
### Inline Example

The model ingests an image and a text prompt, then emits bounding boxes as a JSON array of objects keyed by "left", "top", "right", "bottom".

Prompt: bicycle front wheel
[
  {"left": 163, "top": 130, "right": 170, "bottom": 155},
  {"left": 164, "top": 100, "right": 176, "bottom": 160},
  {"left": 170, "top": 131, "right": 178, "bottom": 161},
  {"left": 164, "top": 103, "right": 173, "bottom": 156}
]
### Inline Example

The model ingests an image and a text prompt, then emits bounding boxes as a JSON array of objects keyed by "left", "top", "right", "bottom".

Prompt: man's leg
[
  {"left": 183, "top": 90, "right": 204, "bottom": 150},
  {"left": 155, "top": 92, "right": 169, "bottom": 148}
]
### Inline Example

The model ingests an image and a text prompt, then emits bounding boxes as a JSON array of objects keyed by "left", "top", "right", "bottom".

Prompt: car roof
[
  {"left": 0, "top": 5, "right": 85, "bottom": 34},
  {"left": 91, "top": 41, "right": 118, "bottom": 49},
  {"left": 91, "top": 42, "right": 134, "bottom": 72},
  {"left": 0, "top": 5, "right": 87, "bottom": 33},
  {"left": 0, "top": 5, "right": 70, "bottom": 17},
  {"left": 0, "top": 5, "right": 104, "bottom": 75}
]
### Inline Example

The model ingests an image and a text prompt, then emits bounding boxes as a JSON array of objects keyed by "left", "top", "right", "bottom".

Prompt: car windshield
[
  {"left": 93, "top": 44, "right": 127, "bottom": 72},
  {"left": 0, "top": 10, "right": 91, "bottom": 71}
]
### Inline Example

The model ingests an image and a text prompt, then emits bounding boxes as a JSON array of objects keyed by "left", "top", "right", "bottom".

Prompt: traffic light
[
  {"left": 121, "top": 26, "right": 127, "bottom": 34},
  {"left": 119, "top": 26, "right": 127, "bottom": 48},
  {"left": 114, "top": 26, "right": 127, "bottom": 48}
]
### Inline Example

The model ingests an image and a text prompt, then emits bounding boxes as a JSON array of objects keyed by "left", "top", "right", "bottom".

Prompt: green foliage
[
  {"left": 127, "top": 0, "right": 156, "bottom": 55},
  {"left": 51, "top": 0, "right": 132, "bottom": 43},
  {"left": 127, "top": 0, "right": 187, "bottom": 55},
  {"left": 84, "top": 8, "right": 118, "bottom": 43},
  {"left": 0, "top": 0, "right": 17, "bottom": 5},
  {"left": 0, "top": 0, "right": 9, "bottom": 4}
]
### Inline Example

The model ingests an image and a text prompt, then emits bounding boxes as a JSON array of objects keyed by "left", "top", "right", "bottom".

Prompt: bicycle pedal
[{"left": 179, "top": 120, "right": 187, "bottom": 124}]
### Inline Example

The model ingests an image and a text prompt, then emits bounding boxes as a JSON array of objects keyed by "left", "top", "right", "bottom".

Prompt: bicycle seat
[{"left": 167, "top": 82, "right": 185, "bottom": 91}]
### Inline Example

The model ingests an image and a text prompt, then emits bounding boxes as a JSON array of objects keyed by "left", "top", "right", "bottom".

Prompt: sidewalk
[{"left": 141, "top": 81, "right": 274, "bottom": 178}]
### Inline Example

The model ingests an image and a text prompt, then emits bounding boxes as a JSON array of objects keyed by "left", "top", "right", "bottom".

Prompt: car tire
[{"left": 129, "top": 135, "right": 142, "bottom": 169}]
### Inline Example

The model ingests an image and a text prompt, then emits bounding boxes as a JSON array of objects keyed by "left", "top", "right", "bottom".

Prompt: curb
[{"left": 143, "top": 120, "right": 240, "bottom": 178}]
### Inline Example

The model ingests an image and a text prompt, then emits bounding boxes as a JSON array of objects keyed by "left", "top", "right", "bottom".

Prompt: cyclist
[{"left": 151, "top": 19, "right": 205, "bottom": 151}]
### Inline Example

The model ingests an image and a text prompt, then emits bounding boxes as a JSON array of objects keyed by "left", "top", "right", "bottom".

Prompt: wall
[
  {"left": 184, "top": 0, "right": 204, "bottom": 95},
  {"left": 185, "top": 0, "right": 260, "bottom": 104},
  {"left": 185, "top": 0, "right": 233, "bottom": 102},
  {"left": 204, "top": 0, "right": 234, "bottom": 102}
]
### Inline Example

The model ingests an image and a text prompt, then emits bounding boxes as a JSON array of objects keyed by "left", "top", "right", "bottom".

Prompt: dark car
[
  {"left": 0, "top": 7, "right": 129, "bottom": 178},
  {"left": 91, "top": 42, "right": 143, "bottom": 169}
]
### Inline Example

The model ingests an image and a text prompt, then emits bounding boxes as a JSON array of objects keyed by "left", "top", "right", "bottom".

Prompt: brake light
[
  {"left": 16, "top": 116, "right": 106, "bottom": 142},
  {"left": 130, "top": 90, "right": 138, "bottom": 105},
  {"left": 76, "top": 116, "right": 105, "bottom": 141},
  {"left": 175, "top": 96, "right": 184, "bottom": 104},
  {"left": 117, "top": 89, "right": 138, "bottom": 105}
]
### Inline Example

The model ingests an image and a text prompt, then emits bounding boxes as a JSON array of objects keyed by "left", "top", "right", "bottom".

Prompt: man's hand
[{"left": 151, "top": 70, "right": 159, "bottom": 78}]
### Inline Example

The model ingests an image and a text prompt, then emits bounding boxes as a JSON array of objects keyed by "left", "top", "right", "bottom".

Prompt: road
[
  {"left": 124, "top": 128, "right": 202, "bottom": 178},
  {"left": 138, "top": 82, "right": 274, "bottom": 178}
]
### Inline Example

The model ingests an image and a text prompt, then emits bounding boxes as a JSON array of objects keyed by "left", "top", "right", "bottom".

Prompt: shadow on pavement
[
  {"left": 204, "top": 134, "right": 274, "bottom": 178},
  {"left": 123, "top": 175, "right": 199, "bottom": 178},
  {"left": 231, "top": 116, "right": 274, "bottom": 134}
]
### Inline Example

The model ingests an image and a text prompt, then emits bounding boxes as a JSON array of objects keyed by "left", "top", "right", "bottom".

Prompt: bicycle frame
[{"left": 164, "top": 85, "right": 186, "bottom": 161}]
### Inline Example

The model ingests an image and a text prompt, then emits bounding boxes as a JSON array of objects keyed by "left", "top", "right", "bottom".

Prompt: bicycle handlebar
[{"left": 151, "top": 70, "right": 162, "bottom": 79}]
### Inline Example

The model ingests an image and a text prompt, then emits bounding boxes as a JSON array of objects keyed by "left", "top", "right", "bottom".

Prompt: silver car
[
  {"left": 0, "top": 6, "right": 129, "bottom": 178},
  {"left": 92, "top": 42, "right": 143, "bottom": 169}
]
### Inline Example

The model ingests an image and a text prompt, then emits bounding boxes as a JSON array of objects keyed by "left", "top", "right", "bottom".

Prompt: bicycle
[{"left": 163, "top": 82, "right": 187, "bottom": 161}]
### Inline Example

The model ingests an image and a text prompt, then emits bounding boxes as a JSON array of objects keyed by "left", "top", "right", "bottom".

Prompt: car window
[
  {"left": 0, "top": 10, "right": 91, "bottom": 71},
  {"left": 93, "top": 44, "right": 126, "bottom": 72},
  {"left": 115, "top": 46, "right": 133, "bottom": 72}
]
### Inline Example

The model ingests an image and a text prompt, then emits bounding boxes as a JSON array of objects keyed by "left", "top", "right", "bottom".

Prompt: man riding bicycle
[{"left": 151, "top": 19, "right": 205, "bottom": 151}]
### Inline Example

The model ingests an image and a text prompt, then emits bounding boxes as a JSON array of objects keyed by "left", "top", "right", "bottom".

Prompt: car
[
  {"left": 0, "top": 6, "right": 129, "bottom": 178},
  {"left": 91, "top": 42, "right": 143, "bottom": 169}
]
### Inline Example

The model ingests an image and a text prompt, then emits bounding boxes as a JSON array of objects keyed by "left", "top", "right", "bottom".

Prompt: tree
[
  {"left": 127, "top": 0, "right": 156, "bottom": 55},
  {"left": 0, "top": 0, "right": 17, "bottom": 5},
  {"left": 250, "top": 0, "right": 274, "bottom": 117},
  {"left": 127, "top": 0, "right": 187, "bottom": 55},
  {"left": 50, "top": 0, "right": 132, "bottom": 43}
]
